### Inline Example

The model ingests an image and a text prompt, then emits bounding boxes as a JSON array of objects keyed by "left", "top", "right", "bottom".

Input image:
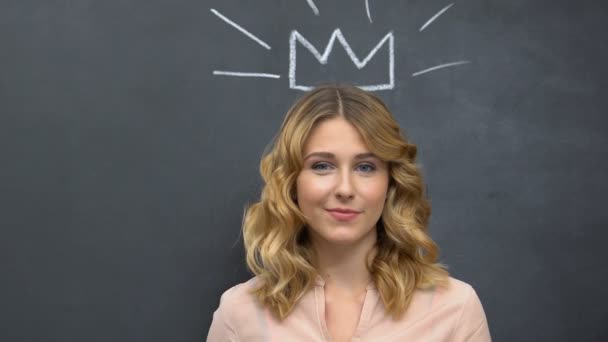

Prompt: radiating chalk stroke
[
  {"left": 365, "top": 0, "right": 372, "bottom": 23},
  {"left": 289, "top": 29, "right": 394, "bottom": 91},
  {"left": 307, "top": 0, "right": 320, "bottom": 15},
  {"left": 213, "top": 71, "right": 281, "bottom": 78},
  {"left": 419, "top": 3, "right": 454, "bottom": 32},
  {"left": 411, "top": 60, "right": 470, "bottom": 77},
  {"left": 210, "top": 8, "right": 272, "bottom": 50}
]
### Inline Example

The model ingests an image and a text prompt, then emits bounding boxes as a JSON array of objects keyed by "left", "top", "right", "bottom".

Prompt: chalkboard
[{"left": 1, "top": 0, "right": 607, "bottom": 341}]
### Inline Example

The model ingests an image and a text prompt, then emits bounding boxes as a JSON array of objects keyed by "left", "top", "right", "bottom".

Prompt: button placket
[{"left": 314, "top": 284, "right": 332, "bottom": 341}]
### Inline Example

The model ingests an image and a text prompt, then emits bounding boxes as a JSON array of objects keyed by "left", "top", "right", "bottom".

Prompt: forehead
[{"left": 303, "top": 117, "right": 368, "bottom": 154}]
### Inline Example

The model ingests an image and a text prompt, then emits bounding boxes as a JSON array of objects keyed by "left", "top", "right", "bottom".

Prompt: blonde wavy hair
[{"left": 242, "top": 83, "right": 450, "bottom": 321}]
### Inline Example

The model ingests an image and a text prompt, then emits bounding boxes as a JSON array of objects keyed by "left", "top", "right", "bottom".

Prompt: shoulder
[
  {"left": 207, "top": 277, "right": 264, "bottom": 342},
  {"left": 433, "top": 276, "right": 491, "bottom": 341},
  {"left": 374, "top": 276, "right": 491, "bottom": 341},
  {"left": 410, "top": 276, "right": 478, "bottom": 309},
  {"left": 215, "top": 276, "right": 263, "bottom": 316},
  {"left": 432, "top": 276, "right": 487, "bottom": 319},
  {"left": 437, "top": 276, "right": 478, "bottom": 301}
]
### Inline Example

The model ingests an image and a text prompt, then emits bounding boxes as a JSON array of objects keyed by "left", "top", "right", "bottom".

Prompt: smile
[{"left": 326, "top": 209, "right": 360, "bottom": 222}]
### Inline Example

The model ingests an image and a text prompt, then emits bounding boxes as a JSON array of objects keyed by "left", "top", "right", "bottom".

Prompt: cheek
[
  {"left": 296, "top": 174, "right": 333, "bottom": 205},
  {"left": 360, "top": 179, "right": 389, "bottom": 206}
]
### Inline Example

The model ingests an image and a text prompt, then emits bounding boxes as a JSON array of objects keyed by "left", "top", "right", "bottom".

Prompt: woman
[{"left": 207, "top": 84, "right": 491, "bottom": 341}]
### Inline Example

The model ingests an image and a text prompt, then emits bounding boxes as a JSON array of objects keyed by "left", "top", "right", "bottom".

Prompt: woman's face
[{"left": 296, "top": 116, "right": 389, "bottom": 247}]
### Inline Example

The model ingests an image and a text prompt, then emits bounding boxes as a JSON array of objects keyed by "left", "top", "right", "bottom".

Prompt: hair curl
[{"left": 242, "top": 83, "right": 450, "bottom": 321}]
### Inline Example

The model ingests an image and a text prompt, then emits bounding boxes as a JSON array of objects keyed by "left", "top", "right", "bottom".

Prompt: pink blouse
[{"left": 207, "top": 275, "right": 491, "bottom": 341}]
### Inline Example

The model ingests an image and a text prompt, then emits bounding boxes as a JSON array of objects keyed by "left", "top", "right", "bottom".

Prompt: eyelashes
[{"left": 311, "top": 162, "right": 377, "bottom": 173}]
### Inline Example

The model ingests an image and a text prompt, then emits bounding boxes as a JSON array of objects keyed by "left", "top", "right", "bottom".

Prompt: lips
[
  {"left": 326, "top": 208, "right": 361, "bottom": 221},
  {"left": 327, "top": 208, "right": 361, "bottom": 214}
]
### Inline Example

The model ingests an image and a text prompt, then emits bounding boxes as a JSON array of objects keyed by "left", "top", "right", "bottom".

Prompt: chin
[{"left": 322, "top": 228, "right": 373, "bottom": 246}]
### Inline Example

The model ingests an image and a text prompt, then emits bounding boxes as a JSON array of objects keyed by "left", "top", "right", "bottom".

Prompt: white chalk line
[
  {"left": 289, "top": 29, "right": 394, "bottom": 91},
  {"left": 213, "top": 71, "right": 280, "bottom": 78},
  {"left": 411, "top": 61, "right": 470, "bottom": 77},
  {"left": 210, "top": 8, "right": 271, "bottom": 50},
  {"left": 365, "top": 0, "right": 372, "bottom": 23},
  {"left": 307, "top": 0, "right": 320, "bottom": 15},
  {"left": 419, "top": 3, "right": 454, "bottom": 32}
]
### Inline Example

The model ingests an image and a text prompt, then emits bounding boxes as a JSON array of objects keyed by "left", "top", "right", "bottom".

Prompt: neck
[{"left": 309, "top": 228, "right": 378, "bottom": 295}]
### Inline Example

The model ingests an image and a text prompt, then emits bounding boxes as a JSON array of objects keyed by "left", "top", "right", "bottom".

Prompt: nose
[{"left": 334, "top": 169, "right": 355, "bottom": 200}]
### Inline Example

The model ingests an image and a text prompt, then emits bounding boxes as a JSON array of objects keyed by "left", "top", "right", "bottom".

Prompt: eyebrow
[{"left": 303, "top": 152, "right": 379, "bottom": 161}]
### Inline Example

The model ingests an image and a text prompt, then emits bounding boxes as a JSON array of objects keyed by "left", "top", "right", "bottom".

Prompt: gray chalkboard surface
[{"left": 1, "top": 0, "right": 607, "bottom": 341}]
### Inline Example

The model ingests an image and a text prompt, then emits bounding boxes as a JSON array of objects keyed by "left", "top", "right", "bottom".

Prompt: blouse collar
[{"left": 314, "top": 274, "right": 377, "bottom": 290}]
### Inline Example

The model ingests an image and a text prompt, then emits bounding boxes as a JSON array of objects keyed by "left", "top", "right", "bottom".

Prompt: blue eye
[
  {"left": 310, "top": 162, "right": 376, "bottom": 173},
  {"left": 311, "top": 162, "right": 332, "bottom": 171},
  {"left": 358, "top": 163, "right": 376, "bottom": 173}
]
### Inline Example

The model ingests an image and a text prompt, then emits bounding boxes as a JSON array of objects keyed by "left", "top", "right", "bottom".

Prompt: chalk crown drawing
[
  {"left": 210, "top": 3, "right": 470, "bottom": 91},
  {"left": 288, "top": 29, "right": 394, "bottom": 91}
]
